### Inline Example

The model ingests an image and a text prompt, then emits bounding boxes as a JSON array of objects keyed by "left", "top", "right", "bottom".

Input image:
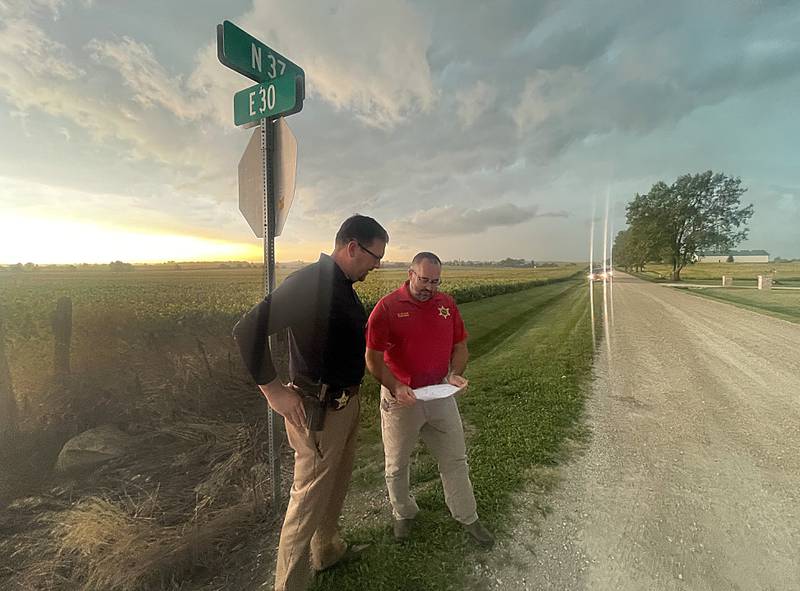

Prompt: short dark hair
[
  {"left": 411, "top": 251, "right": 441, "bottom": 266},
  {"left": 335, "top": 214, "right": 389, "bottom": 247}
]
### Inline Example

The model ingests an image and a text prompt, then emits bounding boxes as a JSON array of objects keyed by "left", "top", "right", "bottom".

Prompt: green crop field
[
  {"left": 636, "top": 261, "right": 800, "bottom": 286},
  {"left": 0, "top": 263, "right": 579, "bottom": 333},
  {"left": 0, "top": 264, "right": 597, "bottom": 591},
  {"left": 0, "top": 264, "right": 581, "bottom": 400}
]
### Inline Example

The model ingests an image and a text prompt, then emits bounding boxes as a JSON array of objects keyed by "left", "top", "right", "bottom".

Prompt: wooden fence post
[
  {"left": 53, "top": 297, "right": 72, "bottom": 377},
  {"left": 0, "top": 312, "right": 18, "bottom": 439}
]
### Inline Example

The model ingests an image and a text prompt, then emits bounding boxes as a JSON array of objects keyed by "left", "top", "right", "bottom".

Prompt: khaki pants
[
  {"left": 380, "top": 386, "right": 478, "bottom": 525},
  {"left": 274, "top": 396, "right": 360, "bottom": 591}
]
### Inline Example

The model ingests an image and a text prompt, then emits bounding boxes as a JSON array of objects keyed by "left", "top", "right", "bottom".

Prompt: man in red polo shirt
[{"left": 365, "top": 252, "right": 494, "bottom": 547}]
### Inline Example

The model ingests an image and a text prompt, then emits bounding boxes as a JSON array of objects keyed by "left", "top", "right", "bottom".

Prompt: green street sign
[
  {"left": 218, "top": 20, "right": 304, "bottom": 125},
  {"left": 217, "top": 20, "right": 304, "bottom": 85},
  {"left": 234, "top": 76, "right": 302, "bottom": 125}
]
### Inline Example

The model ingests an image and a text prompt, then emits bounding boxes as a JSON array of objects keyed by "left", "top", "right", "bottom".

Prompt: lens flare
[
  {"left": 602, "top": 192, "right": 611, "bottom": 355},
  {"left": 609, "top": 210, "right": 615, "bottom": 327},
  {"left": 588, "top": 199, "right": 596, "bottom": 345}
]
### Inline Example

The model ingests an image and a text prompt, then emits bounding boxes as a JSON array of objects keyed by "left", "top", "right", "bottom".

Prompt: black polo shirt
[{"left": 233, "top": 253, "right": 368, "bottom": 389}]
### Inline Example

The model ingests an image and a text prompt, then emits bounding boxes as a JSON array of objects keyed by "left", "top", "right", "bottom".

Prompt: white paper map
[{"left": 413, "top": 383, "right": 463, "bottom": 402}]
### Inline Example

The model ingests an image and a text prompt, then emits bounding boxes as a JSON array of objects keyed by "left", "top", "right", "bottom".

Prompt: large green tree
[
  {"left": 613, "top": 228, "right": 653, "bottom": 273},
  {"left": 626, "top": 171, "right": 753, "bottom": 281}
]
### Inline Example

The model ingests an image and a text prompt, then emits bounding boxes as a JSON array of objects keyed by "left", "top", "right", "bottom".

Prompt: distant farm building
[{"left": 696, "top": 250, "right": 770, "bottom": 263}]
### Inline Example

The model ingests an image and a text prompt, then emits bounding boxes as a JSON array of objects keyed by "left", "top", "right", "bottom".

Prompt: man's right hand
[
  {"left": 259, "top": 382, "right": 306, "bottom": 429},
  {"left": 392, "top": 383, "right": 417, "bottom": 407}
]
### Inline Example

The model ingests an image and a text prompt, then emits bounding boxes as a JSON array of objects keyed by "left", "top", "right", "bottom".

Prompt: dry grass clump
[
  {"left": 1, "top": 321, "right": 283, "bottom": 590},
  {"left": 2, "top": 414, "right": 279, "bottom": 590},
  {"left": 45, "top": 497, "right": 255, "bottom": 591}
]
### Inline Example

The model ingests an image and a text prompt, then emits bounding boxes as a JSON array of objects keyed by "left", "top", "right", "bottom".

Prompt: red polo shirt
[{"left": 366, "top": 282, "right": 467, "bottom": 389}]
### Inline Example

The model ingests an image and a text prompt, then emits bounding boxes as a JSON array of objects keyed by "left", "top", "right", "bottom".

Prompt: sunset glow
[{"left": 0, "top": 214, "right": 263, "bottom": 264}]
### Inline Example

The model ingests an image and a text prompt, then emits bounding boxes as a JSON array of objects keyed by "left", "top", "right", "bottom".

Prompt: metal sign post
[
  {"left": 261, "top": 119, "right": 281, "bottom": 509},
  {"left": 220, "top": 19, "right": 304, "bottom": 511}
]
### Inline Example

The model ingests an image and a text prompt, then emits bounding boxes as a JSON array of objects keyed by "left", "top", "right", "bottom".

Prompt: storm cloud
[{"left": 1, "top": 0, "right": 798, "bottom": 261}]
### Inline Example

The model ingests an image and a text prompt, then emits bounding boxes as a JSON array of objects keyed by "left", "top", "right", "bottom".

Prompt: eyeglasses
[
  {"left": 357, "top": 241, "right": 383, "bottom": 261},
  {"left": 411, "top": 269, "right": 440, "bottom": 286}
]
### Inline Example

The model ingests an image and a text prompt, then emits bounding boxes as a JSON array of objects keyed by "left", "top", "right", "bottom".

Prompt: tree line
[{"left": 614, "top": 170, "right": 754, "bottom": 281}]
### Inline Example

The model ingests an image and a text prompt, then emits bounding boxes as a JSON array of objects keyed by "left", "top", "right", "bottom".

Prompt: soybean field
[{"left": 0, "top": 264, "right": 580, "bottom": 399}]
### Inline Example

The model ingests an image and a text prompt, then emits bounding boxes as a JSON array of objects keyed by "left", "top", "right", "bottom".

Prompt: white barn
[{"left": 697, "top": 249, "right": 770, "bottom": 263}]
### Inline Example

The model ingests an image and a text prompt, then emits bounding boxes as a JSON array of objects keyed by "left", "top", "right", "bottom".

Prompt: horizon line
[{"left": 0, "top": 258, "right": 581, "bottom": 267}]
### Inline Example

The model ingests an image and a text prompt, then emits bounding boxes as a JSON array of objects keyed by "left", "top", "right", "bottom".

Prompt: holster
[
  {"left": 301, "top": 394, "right": 326, "bottom": 431},
  {"left": 291, "top": 381, "right": 329, "bottom": 431}
]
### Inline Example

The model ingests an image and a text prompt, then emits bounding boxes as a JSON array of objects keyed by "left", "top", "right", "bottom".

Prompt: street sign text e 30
[{"left": 234, "top": 76, "right": 301, "bottom": 125}]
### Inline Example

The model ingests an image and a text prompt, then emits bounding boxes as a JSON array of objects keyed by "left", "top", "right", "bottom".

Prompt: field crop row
[
  {"left": 0, "top": 265, "right": 581, "bottom": 341},
  {"left": 0, "top": 264, "right": 582, "bottom": 419}
]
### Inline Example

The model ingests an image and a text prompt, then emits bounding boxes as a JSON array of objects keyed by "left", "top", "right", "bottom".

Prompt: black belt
[{"left": 290, "top": 382, "right": 359, "bottom": 411}]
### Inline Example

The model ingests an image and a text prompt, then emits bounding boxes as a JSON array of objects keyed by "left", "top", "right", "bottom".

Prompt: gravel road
[{"left": 482, "top": 273, "right": 800, "bottom": 590}]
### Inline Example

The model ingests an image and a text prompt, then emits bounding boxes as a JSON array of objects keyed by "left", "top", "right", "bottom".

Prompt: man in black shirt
[{"left": 233, "top": 215, "right": 388, "bottom": 591}]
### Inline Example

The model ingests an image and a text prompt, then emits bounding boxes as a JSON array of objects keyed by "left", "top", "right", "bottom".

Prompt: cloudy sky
[{"left": 1, "top": 0, "right": 798, "bottom": 264}]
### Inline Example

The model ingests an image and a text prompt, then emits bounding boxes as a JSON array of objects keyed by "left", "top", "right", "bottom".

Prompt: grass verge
[
  {"left": 629, "top": 261, "right": 800, "bottom": 286},
  {"left": 313, "top": 280, "right": 595, "bottom": 590},
  {"left": 680, "top": 287, "right": 800, "bottom": 323}
]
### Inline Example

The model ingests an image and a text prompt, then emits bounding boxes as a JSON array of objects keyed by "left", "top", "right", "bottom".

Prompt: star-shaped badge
[
  {"left": 334, "top": 391, "right": 350, "bottom": 409},
  {"left": 438, "top": 305, "right": 450, "bottom": 319}
]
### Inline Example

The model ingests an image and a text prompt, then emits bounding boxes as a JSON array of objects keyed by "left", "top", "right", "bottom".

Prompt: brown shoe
[
  {"left": 464, "top": 519, "right": 494, "bottom": 548},
  {"left": 316, "top": 542, "right": 370, "bottom": 571},
  {"left": 393, "top": 518, "right": 414, "bottom": 541}
]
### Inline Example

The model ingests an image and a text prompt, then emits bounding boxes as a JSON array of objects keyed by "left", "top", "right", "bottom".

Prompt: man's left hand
[{"left": 447, "top": 374, "right": 468, "bottom": 390}]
